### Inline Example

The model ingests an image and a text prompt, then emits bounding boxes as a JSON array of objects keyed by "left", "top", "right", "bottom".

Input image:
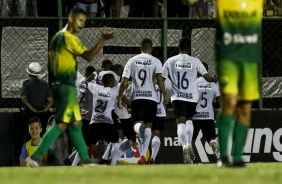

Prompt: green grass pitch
[{"left": 1, "top": 163, "right": 281, "bottom": 184}]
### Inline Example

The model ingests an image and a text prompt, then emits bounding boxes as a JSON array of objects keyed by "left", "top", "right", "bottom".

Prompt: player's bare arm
[
  {"left": 156, "top": 73, "right": 169, "bottom": 104},
  {"left": 203, "top": 73, "right": 217, "bottom": 83},
  {"left": 82, "top": 29, "right": 117, "bottom": 61},
  {"left": 21, "top": 95, "right": 37, "bottom": 112},
  {"left": 117, "top": 77, "right": 128, "bottom": 109},
  {"left": 42, "top": 97, "right": 53, "bottom": 112}
]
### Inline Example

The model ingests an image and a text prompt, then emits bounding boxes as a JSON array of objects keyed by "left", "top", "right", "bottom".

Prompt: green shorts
[
  {"left": 216, "top": 60, "right": 259, "bottom": 101},
  {"left": 52, "top": 84, "right": 82, "bottom": 123}
]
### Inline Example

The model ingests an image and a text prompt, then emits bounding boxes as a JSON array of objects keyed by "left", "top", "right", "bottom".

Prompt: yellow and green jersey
[
  {"left": 215, "top": 0, "right": 263, "bottom": 63},
  {"left": 48, "top": 30, "right": 87, "bottom": 86}
]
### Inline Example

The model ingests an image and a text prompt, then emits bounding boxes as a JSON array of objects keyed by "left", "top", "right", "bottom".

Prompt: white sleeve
[
  {"left": 196, "top": 59, "right": 208, "bottom": 76},
  {"left": 122, "top": 59, "right": 132, "bottom": 79},
  {"left": 214, "top": 83, "right": 221, "bottom": 97},
  {"left": 162, "top": 61, "right": 169, "bottom": 79},
  {"left": 155, "top": 59, "right": 163, "bottom": 74}
]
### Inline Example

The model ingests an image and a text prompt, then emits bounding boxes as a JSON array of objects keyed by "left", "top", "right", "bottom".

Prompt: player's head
[
  {"left": 102, "top": 73, "right": 115, "bottom": 87},
  {"left": 111, "top": 64, "right": 123, "bottom": 77},
  {"left": 178, "top": 37, "right": 190, "bottom": 53},
  {"left": 102, "top": 59, "right": 113, "bottom": 70},
  {"left": 85, "top": 65, "right": 96, "bottom": 77},
  {"left": 140, "top": 38, "right": 153, "bottom": 53},
  {"left": 202, "top": 62, "right": 209, "bottom": 72},
  {"left": 28, "top": 117, "right": 42, "bottom": 139},
  {"left": 68, "top": 7, "right": 87, "bottom": 33}
]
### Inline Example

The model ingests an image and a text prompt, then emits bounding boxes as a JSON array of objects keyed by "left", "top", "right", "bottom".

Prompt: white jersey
[
  {"left": 97, "top": 70, "right": 120, "bottom": 86},
  {"left": 193, "top": 77, "right": 220, "bottom": 120},
  {"left": 123, "top": 53, "right": 163, "bottom": 102},
  {"left": 88, "top": 83, "right": 119, "bottom": 124},
  {"left": 162, "top": 54, "right": 207, "bottom": 103},
  {"left": 79, "top": 80, "right": 94, "bottom": 121},
  {"left": 155, "top": 79, "right": 172, "bottom": 117},
  {"left": 76, "top": 71, "right": 85, "bottom": 102}
]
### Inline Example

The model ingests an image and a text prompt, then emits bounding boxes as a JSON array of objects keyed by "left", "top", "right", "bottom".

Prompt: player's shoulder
[{"left": 22, "top": 79, "right": 30, "bottom": 85}]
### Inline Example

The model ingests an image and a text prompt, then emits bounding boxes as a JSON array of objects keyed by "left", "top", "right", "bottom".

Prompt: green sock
[
  {"left": 216, "top": 113, "right": 234, "bottom": 158},
  {"left": 69, "top": 123, "right": 91, "bottom": 164},
  {"left": 31, "top": 125, "right": 63, "bottom": 160},
  {"left": 232, "top": 121, "right": 249, "bottom": 163}
]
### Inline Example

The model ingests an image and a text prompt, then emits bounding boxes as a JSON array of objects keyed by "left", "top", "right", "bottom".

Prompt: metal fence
[{"left": 0, "top": 17, "right": 282, "bottom": 109}]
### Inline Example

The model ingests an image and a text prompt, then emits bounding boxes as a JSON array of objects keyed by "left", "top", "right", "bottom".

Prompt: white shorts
[{"left": 75, "top": 2, "right": 98, "bottom": 14}]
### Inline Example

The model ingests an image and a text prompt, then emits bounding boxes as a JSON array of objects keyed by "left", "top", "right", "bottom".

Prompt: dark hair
[
  {"left": 102, "top": 60, "right": 113, "bottom": 70},
  {"left": 178, "top": 37, "right": 190, "bottom": 52},
  {"left": 69, "top": 7, "right": 87, "bottom": 17},
  {"left": 102, "top": 73, "right": 115, "bottom": 85},
  {"left": 141, "top": 38, "right": 153, "bottom": 50},
  {"left": 111, "top": 64, "right": 123, "bottom": 72},
  {"left": 86, "top": 65, "right": 96, "bottom": 74},
  {"left": 28, "top": 117, "right": 42, "bottom": 127},
  {"left": 202, "top": 62, "right": 209, "bottom": 72}
]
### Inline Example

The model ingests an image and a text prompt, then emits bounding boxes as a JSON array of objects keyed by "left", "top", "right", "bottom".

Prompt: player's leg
[
  {"left": 186, "top": 120, "right": 194, "bottom": 144},
  {"left": 118, "top": 118, "right": 135, "bottom": 155},
  {"left": 216, "top": 60, "right": 238, "bottom": 166},
  {"left": 149, "top": 116, "right": 164, "bottom": 164},
  {"left": 131, "top": 99, "right": 146, "bottom": 145},
  {"left": 104, "top": 123, "right": 120, "bottom": 165},
  {"left": 202, "top": 120, "right": 220, "bottom": 159},
  {"left": 232, "top": 62, "right": 259, "bottom": 167}
]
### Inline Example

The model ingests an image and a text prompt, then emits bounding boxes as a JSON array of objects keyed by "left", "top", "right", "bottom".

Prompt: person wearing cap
[
  {"left": 20, "top": 62, "right": 54, "bottom": 138},
  {"left": 21, "top": 62, "right": 53, "bottom": 113}
]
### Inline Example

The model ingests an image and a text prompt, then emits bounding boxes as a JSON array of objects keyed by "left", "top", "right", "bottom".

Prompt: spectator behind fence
[
  {"left": 19, "top": 117, "right": 50, "bottom": 166},
  {"left": 75, "top": 0, "right": 99, "bottom": 17},
  {"left": 167, "top": 0, "right": 189, "bottom": 17},
  {"left": 20, "top": 62, "right": 53, "bottom": 137}
]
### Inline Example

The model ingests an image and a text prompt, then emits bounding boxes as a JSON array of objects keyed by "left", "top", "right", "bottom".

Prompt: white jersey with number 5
[
  {"left": 88, "top": 83, "right": 119, "bottom": 125},
  {"left": 162, "top": 54, "right": 207, "bottom": 103},
  {"left": 122, "top": 53, "right": 163, "bottom": 102},
  {"left": 193, "top": 77, "right": 220, "bottom": 120}
]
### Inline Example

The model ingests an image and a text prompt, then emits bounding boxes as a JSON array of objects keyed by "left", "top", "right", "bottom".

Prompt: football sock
[
  {"left": 31, "top": 125, "right": 63, "bottom": 160},
  {"left": 217, "top": 113, "right": 234, "bottom": 158},
  {"left": 110, "top": 143, "right": 119, "bottom": 165},
  {"left": 69, "top": 123, "right": 91, "bottom": 164},
  {"left": 141, "top": 128, "right": 152, "bottom": 156},
  {"left": 151, "top": 136, "right": 161, "bottom": 160},
  {"left": 186, "top": 120, "right": 194, "bottom": 144},
  {"left": 232, "top": 121, "right": 249, "bottom": 162},
  {"left": 138, "top": 140, "right": 143, "bottom": 156},
  {"left": 102, "top": 143, "right": 112, "bottom": 160},
  {"left": 72, "top": 152, "right": 81, "bottom": 166},
  {"left": 177, "top": 123, "right": 188, "bottom": 148},
  {"left": 134, "top": 122, "right": 142, "bottom": 133}
]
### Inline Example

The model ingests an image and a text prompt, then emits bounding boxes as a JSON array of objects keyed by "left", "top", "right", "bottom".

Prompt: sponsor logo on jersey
[
  {"left": 93, "top": 114, "right": 105, "bottom": 120},
  {"left": 136, "top": 59, "right": 152, "bottom": 65},
  {"left": 98, "top": 92, "right": 112, "bottom": 98},
  {"left": 135, "top": 90, "right": 152, "bottom": 97},
  {"left": 223, "top": 10, "right": 257, "bottom": 19},
  {"left": 198, "top": 82, "right": 212, "bottom": 90},
  {"left": 194, "top": 112, "right": 210, "bottom": 118},
  {"left": 177, "top": 92, "right": 192, "bottom": 99},
  {"left": 224, "top": 32, "right": 258, "bottom": 45},
  {"left": 175, "top": 61, "right": 192, "bottom": 69},
  {"left": 157, "top": 108, "right": 162, "bottom": 115},
  {"left": 119, "top": 141, "right": 150, "bottom": 165}
]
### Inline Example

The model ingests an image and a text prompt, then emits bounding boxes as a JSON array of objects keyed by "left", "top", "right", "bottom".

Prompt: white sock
[
  {"left": 134, "top": 122, "right": 142, "bottom": 133},
  {"left": 137, "top": 139, "right": 143, "bottom": 156},
  {"left": 186, "top": 120, "right": 194, "bottom": 144},
  {"left": 119, "top": 138, "right": 122, "bottom": 144},
  {"left": 72, "top": 152, "right": 81, "bottom": 166},
  {"left": 110, "top": 143, "right": 119, "bottom": 165},
  {"left": 151, "top": 136, "right": 161, "bottom": 160},
  {"left": 141, "top": 128, "right": 152, "bottom": 156},
  {"left": 102, "top": 142, "right": 112, "bottom": 160},
  {"left": 177, "top": 123, "right": 188, "bottom": 148},
  {"left": 68, "top": 150, "right": 77, "bottom": 161}
]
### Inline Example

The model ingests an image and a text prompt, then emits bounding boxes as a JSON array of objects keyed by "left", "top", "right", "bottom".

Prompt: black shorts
[
  {"left": 82, "top": 119, "right": 90, "bottom": 140},
  {"left": 172, "top": 100, "right": 197, "bottom": 119},
  {"left": 131, "top": 99, "right": 157, "bottom": 123},
  {"left": 192, "top": 119, "right": 216, "bottom": 141},
  {"left": 152, "top": 116, "right": 165, "bottom": 131},
  {"left": 112, "top": 110, "right": 121, "bottom": 129},
  {"left": 120, "top": 118, "right": 136, "bottom": 142},
  {"left": 86, "top": 123, "right": 119, "bottom": 144}
]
